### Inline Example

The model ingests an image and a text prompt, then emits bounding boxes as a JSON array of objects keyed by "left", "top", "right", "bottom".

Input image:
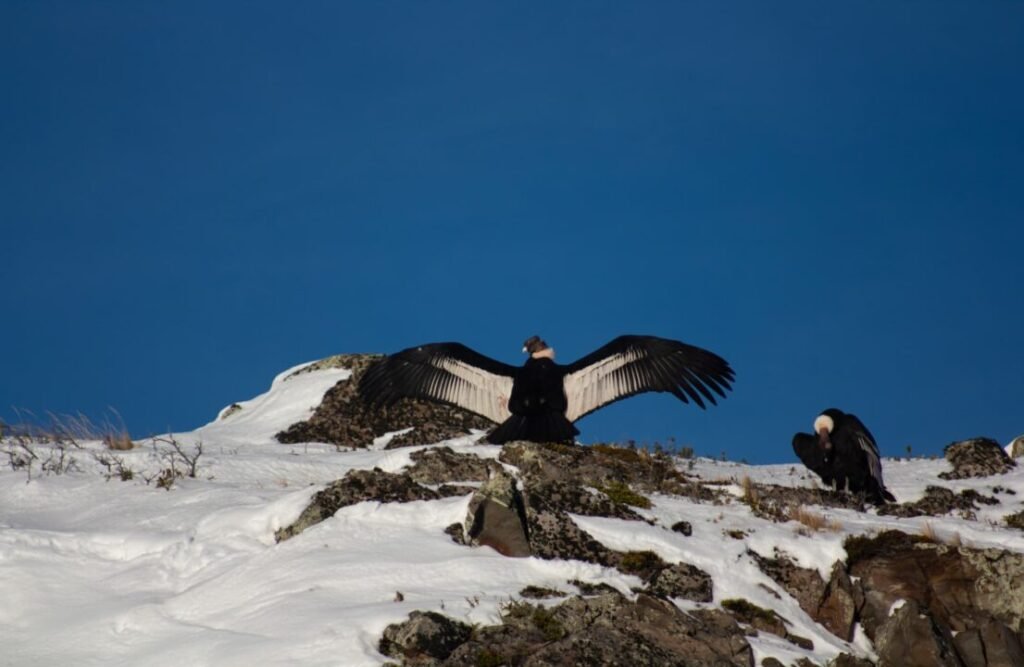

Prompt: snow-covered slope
[{"left": 2, "top": 361, "right": 1023, "bottom": 666}]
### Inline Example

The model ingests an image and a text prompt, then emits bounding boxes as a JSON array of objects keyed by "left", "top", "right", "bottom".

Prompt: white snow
[{"left": 3, "top": 362, "right": 1024, "bottom": 666}]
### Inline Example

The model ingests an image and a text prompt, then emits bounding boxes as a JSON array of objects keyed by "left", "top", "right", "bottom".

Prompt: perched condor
[
  {"left": 792, "top": 407, "right": 896, "bottom": 504},
  {"left": 358, "top": 335, "right": 735, "bottom": 445}
]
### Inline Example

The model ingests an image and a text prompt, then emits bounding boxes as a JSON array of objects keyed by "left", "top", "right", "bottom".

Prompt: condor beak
[
  {"left": 817, "top": 427, "right": 833, "bottom": 451},
  {"left": 522, "top": 346, "right": 528, "bottom": 354}
]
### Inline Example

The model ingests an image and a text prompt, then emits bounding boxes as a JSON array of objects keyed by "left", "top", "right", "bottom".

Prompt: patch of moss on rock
[{"left": 596, "top": 480, "right": 652, "bottom": 509}]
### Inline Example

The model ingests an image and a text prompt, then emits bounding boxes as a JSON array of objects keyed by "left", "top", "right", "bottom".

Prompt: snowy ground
[{"left": 2, "top": 363, "right": 1023, "bottom": 666}]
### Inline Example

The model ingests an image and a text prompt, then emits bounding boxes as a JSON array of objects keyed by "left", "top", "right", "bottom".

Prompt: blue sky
[{"left": 2, "top": 2, "right": 1022, "bottom": 463}]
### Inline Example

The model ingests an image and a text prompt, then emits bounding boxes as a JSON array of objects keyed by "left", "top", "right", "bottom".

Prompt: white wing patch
[
  {"left": 563, "top": 347, "right": 645, "bottom": 422},
  {"left": 856, "top": 432, "right": 885, "bottom": 487},
  {"left": 434, "top": 357, "right": 513, "bottom": 424}
]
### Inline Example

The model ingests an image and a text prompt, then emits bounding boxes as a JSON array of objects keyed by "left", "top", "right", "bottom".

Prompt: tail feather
[{"left": 486, "top": 413, "right": 579, "bottom": 445}]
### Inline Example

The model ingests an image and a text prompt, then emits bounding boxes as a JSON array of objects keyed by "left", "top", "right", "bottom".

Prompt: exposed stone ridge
[
  {"left": 382, "top": 592, "right": 754, "bottom": 666},
  {"left": 274, "top": 468, "right": 468, "bottom": 542},
  {"left": 275, "top": 354, "right": 494, "bottom": 448},
  {"left": 939, "top": 437, "right": 1017, "bottom": 480},
  {"left": 875, "top": 484, "right": 999, "bottom": 519}
]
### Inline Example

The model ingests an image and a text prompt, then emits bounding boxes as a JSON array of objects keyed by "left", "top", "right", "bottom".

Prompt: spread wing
[
  {"left": 357, "top": 342, "right": 516, "bottom": 424},
  {"left": 562, "top": 335, "right": 735, "bottom": 422}
]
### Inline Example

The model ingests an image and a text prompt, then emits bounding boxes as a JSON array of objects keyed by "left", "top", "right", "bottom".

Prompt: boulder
[
  {"left": 406, "top": 447, "right": 501, "bottom": 484},
  {"left": 379, "top": 611, "right": 473, "bottom": 665},
  {"left": 939, "top": 437, "right": 1016, "bottom": 480},
  {"left": 442, "top": 592, "right": 754, "bottom": 666}
]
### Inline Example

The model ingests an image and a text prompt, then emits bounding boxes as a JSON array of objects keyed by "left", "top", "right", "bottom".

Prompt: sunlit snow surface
[{"left": 2, "top": 363, "right": 1023, "bottom": 666}]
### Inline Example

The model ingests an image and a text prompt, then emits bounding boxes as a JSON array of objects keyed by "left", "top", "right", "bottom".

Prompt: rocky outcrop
[
  {"left": 275, "top": 354, "right": 494, "bottom": 448},
  {"left": 877, "top": 485, "right": 999, "bottom": 519},
  {"left": 406, "top": 447, "right": 502, "bottom": 484},
  {"left": 275, "top": 468, "right": 468, "bottom": 541},
  {"left": 845, "top": 530, "right": 1024, "bottom": 666},
  {"left": 939, "top": 437, "right": 1016, "bottom": 480},
  {"left": 379, "top": 611, "right": 473, "bottom": 665},
  {"left": 387, "top": 592, "right": 754, "bottom": 666}
]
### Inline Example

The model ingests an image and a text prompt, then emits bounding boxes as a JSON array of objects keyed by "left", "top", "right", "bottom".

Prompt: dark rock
[
  {"left": 817, "top": 562, "right": 861, "bottom": 642},
  {"left": 878, "top": 485, "right": 999, "bottom": 519},
  {"left": 761, "top": 659, "right": 785, "bottom": 667},
  {"left": 275, "top": 468, "right": 467, "bottom": 541},
  {"left": 406, "top": 447, "right": 501, "bottom": 484},
  {"left": 828, "top": 654, "right": 875, "bottom": 667},
  {"left": 525, "top": 479, "right": 645, "bottom": 521},
  {"left": 645, "top": 561, "right": 714, "bottom": 603},
  {"left": 1006, "top": 510, "right": 1024, "bottom": 531},
  {"left": 569, "top": 579, "right": 621, "bottom": 596},
  {"left": 498, "top": 440, "right": 713, "bottom": 498},
  {"left": 845, "top": 530, "right": 1024, "bottom": 638},
  {"left": 275, "top": 354, "right": 494, "bottom": 448},
  {"left": 465, "top": 469, "right": 531, "bottom": 558},
  {"left": 671, "top": 520, "right": 693, "bottom": 536},
  {"left": 441, "top": 592, "right": 754, "bottom": 667},
  {"left": 939, "top": 437, "right": 1016, "bottom": 480},
  {"left": 749, "top": 550, "right": 827, "bottom": 621},
  {"left": 750, "top": 551, "right": 859, "bottom": 643},
  {"left": 379, "top": 611, "right": 472, "bottom": 664},
  {"left": 874, "top": 600, "right": 962, "bottom": 667},
  {"left": 721, "top": 598, "right": 788, "bottom": 638},
  {"left": 953, "top": 620, "right": 1024, "bottom": 667},
  {"left": 518, "top": 586, "right": 565, "bottom": 599},
  {"left": 741, "top": 482, "right": 869, "bottom": 522}
]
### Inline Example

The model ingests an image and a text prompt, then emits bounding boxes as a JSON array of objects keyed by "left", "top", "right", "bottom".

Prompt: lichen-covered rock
[
  {"left": 406, "top": 447, "right": 501, "bottom": 484},
  {"left": 379, "top": 611, "right": 473, "bottom": 665},
  {"left": 275, "top": 468, "right": 467, "bottom": 541},
  {"left": 275, "top": 354, "right": 494, "bottom": 448},
  {"left": 498, "top": 440, "right": 711, "bottom": 498},
  {"left": 877, "top": 485, "right": 999, "bottom": 519},
  {"left": 440, "top": 593, "right": 753, "bottom": 667},
  {"left": 939, "top": 437, "right": 1016, "bottom": 480},
  {"left": 645, "top": 561, "right": 714, "bottom": 602}
]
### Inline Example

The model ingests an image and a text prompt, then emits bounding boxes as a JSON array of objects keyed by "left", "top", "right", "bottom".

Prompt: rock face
[
  {"left": 379, "top": 611, "right": 473, "bottom": 665},
  {"left": 415, "top": 592, "right": 754, "bottom": 667},
  {"left": 274, "top": 468, "right": 467, "bottom": 541},
  {"left": 877, "top": 485, "right": 999, "bottom": 519},
  {"left": 939, "top": 437, "right": 1017, "bottom": 479},
  {"left": 275, "top": 354, "right": 494, "bottom": 448},
  {"left": 845, "top": 531, "right": 1024, "bottom": 667}
]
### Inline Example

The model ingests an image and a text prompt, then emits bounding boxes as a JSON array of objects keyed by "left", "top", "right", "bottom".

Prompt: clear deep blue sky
[{"left": 3, "top": 2, "right": 1022, "bottom": 462}]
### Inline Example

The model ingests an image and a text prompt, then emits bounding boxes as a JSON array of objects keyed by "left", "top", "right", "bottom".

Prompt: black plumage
[
  {"left": 792, "top": 407, "right": 896, "bottom": 504},
  {"left": 358, "top": 335, "right": 735, "bottom": 445}
]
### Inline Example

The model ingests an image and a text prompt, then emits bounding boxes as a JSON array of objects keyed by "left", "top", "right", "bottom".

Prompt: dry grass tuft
[
  {"left": 103, "top": 432, "right": 135, "bottom": 450},
  {"left": 789, "top": 505, "right": 842, "bottom": 533},
  {"left": 740, "top": 475, "right": 759, "bottom": 510},
  {"left": 920, "top": 521, "right": 965, "bottom": 547}
]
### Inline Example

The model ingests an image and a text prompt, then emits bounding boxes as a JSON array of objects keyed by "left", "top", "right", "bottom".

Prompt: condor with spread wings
[{"left": 358, "top": 335, "right": 735, "bottom": 444}]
